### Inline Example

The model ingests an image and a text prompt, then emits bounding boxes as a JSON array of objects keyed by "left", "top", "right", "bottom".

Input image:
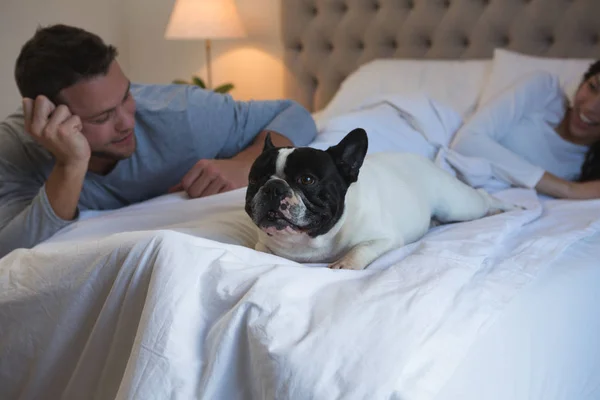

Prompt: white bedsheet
[
  {"left": 2, "top": 94, "right": 599, "bottom": 399},
  {"left": 2, "top": 184, "right": 600, "bottom": 400},
  {"left": 438, "top": 227, "right": 600, "bottom": 400}
]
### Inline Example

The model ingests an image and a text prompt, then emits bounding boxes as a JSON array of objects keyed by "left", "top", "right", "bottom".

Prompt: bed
[{"left": 2, "top": 0, "right": 600, "bottom": 399}]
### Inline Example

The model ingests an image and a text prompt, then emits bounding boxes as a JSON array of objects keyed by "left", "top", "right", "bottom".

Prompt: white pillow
[
  {"left": 311, "top": 93, "right": 463, "bottom": 159},
  {"left": 316, "top": 58, "right": 492, "bottom": 121},
  {"left": 478, "top": 48, "right": 595, "bottom": 108}
]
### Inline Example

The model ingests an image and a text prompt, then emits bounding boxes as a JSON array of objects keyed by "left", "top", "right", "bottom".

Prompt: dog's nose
[{"left": 264, "top": 179, "right": 288, "bottom": 200}]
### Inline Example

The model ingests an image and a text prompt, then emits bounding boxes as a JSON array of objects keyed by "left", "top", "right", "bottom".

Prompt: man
[{"left": 0, "top": 24, "right": 317, "bottom": 258}]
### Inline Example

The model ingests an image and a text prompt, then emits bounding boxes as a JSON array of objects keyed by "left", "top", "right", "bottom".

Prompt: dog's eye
[{"left": 298, "top": 174, "right": 316, "bottom": 186}]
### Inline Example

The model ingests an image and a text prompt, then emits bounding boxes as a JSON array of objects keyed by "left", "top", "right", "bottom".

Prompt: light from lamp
[{"left": 164, "top": 0, "right": 247, "bottom": 40}]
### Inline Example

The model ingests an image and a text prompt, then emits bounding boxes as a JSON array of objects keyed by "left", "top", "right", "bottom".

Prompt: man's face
[{"left": 59, "top": 60, "right": 137, "bottom": 162}]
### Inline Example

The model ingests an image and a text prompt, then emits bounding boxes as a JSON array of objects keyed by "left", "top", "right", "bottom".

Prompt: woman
[{"left": 450, "top": 61, "right": 600, "bottom": 199}]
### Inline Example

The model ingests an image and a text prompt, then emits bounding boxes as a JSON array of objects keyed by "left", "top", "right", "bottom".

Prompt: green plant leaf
[
  {"left": 214, "top": 83, "right": 234, "bottom": 93},
  {"left": 172, "top": 79, "right": 190, "bottom": 85},
  {"left": 192, "top": 76, "right": 206, "bottom": 88}
]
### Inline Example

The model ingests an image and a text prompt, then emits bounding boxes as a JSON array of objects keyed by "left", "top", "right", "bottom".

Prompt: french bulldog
[{"left": 244, "top": 128, "right": 519, "bottom": 270}]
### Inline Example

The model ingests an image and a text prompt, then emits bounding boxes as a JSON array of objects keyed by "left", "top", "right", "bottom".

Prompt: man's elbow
[
  {"left": 0, "top": 231, "right": 20, "bottom": 260},
  {"left": 0, "top": 209, "right": 49, "bottom": 259},
  {"left": 287, "top": 101, "right": 318, "bottom": 146},
  {"left": 0, "top": 229, "right": 30, "bottom": 259}
]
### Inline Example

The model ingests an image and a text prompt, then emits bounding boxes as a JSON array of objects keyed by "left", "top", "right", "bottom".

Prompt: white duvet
[{"left": 1, "top": 96, "right": 599, "bottom": 400}]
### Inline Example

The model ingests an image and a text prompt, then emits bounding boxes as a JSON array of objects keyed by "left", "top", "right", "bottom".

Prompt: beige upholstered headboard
[{"left": 281, "top": 0, "right": 600, "bottom": 112}]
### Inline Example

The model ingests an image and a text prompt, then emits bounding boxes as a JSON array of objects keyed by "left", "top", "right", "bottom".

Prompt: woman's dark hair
[
  {"left": 14, "top": 24, "right": 118, "bottom": 103},
  {"left": 578, "top": 60, "right": 600, "bottom": 182},
  {"left": 580, "top": 141, "right": 600, "bottom": 181}
]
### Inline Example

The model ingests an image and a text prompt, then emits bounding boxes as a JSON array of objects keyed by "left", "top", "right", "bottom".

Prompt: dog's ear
[
  {"left": 263, "top": 132, "right": 276, "bottom": 152},
  {"left": 326, "top": 128, "right": 369, "bottom": 184}
]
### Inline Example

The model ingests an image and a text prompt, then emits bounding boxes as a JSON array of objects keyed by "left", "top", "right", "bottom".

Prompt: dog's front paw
[
  {"left": 328, "top": 240, "right": 394, "bottom": 270},
  {"left": 328, "top": 255, "right": 366, "bottom": 270}
]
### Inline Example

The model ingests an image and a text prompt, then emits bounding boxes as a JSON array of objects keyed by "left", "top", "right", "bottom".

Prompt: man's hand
[
  {"left": 168, "top": 158, "right": 248, "bottom": 198},
  {"left": 169, "top": 130, "right": 293, "bottom": 199},
  {"left": 21, "top": 96, "right": 90, "bottom": 221},
  {"left": 23, "top": 95, "right": 91, "bottom": 169}
]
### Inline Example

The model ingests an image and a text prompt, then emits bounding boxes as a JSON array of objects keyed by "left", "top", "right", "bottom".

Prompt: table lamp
[{"left": 165, "top": 0, "right": 247, "bottom": 92}]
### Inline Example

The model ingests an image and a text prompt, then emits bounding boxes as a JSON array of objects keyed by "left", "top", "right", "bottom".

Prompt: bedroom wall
[
  {"left": 124, "top": 0, "right": 285, "bottom": 102},
  {"left": 0, "top": 0, "right": 286, "bottom": 120},
  {"left": 0, "top": 0, "right": 128, "bottom": 119}
]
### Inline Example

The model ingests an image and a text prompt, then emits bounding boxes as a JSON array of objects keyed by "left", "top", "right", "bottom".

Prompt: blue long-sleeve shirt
[{"left": 0, "top": 84, "right": 317, "bottom": 258}]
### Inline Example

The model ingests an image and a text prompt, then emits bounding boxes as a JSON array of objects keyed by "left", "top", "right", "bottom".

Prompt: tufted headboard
[{"left": 281, "top": 0, "right": 600, "bottom": 112}]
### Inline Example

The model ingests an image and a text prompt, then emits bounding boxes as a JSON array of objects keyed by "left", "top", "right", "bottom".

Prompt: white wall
[
  {"left": 0, "top": 0, "right": 286, "bottom": 119},
  {"left": 0, "top": 0, "right": 128, "bottom": 119},
  {"left": 124, "top": 0, "right": 285, "bottom": 101}
]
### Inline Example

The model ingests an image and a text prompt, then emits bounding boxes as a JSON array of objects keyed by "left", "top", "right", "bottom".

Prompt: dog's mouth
[
  {"left": 258, "top": 209, "right": 305, "bottom": 233},
  {"left": 264, "top": 210, "right": 301, "bottom": 226}
]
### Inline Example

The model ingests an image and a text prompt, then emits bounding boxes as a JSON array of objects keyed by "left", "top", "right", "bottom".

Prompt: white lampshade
[{"left": 164, "top": 0, "right": 247, "bottom": 40}]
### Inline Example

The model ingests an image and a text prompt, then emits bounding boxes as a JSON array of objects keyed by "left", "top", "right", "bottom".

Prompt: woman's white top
[{"left": 450, "top": 71, "right": 589, "bottom": 188}]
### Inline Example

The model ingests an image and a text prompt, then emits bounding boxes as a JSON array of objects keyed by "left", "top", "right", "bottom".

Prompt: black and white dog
[{"left": 245, "top": 128, "right": 519, "bottom": 270}]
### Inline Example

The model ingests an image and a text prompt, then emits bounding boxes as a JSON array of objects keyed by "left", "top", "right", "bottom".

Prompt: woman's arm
[
  {"left": 535, "top": 171, "right": 600, "bottom": 199},
  {"left": 451, "top": 71, "right": 565, "bottom": 189}
]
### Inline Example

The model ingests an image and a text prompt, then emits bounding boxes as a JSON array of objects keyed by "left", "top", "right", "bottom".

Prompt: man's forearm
[
  {"left": 45, "top": 163, "right": 87, "bottom": 220},
  {"left": 260, "top": 102, "right": 317, "bottom": 147}
]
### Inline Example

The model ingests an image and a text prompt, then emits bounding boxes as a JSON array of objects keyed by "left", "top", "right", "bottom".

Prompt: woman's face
[{"left": 569, "top": 73, "right": 600, "bottom": 145}]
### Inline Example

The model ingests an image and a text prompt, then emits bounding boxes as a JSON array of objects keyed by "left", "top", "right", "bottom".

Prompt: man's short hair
[
  {"left": 583, "top": 60, "right": 600, "bottom": 83},
  {"left": 14, "top": 24, "right": 118, "bottom": 103}
]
